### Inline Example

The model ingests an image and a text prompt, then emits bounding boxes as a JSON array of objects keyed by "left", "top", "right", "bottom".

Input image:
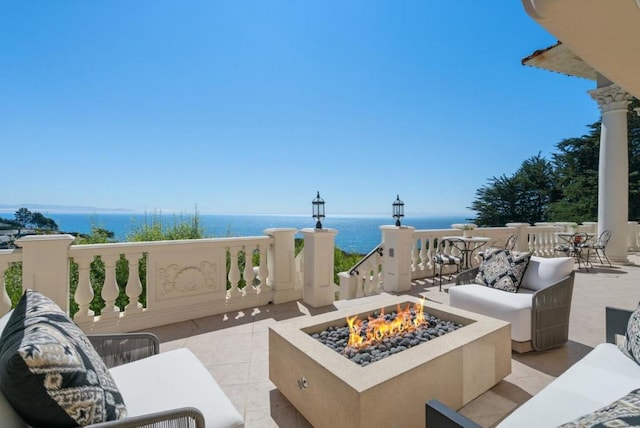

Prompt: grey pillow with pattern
[
  {"left": 474, "top": 248, "right": 532, "bottom": 293},
  {"left": 620, "top": 303, "right": 640, "bottom": 365},
  {"left": 558, "top": 388, "right": 640, "bottom": 427}
]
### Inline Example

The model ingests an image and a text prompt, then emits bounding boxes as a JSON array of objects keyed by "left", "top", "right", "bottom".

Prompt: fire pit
[
  {"left": 269, "top": 295, "right": 510, "bottom": 428},
  {"left": 312, "top": 298, "right": 465, "bottom": 366}
]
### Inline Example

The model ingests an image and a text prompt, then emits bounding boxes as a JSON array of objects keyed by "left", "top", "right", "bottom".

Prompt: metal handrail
[{"left": 348, "top": 244, "right": 383, "bottom": 276}]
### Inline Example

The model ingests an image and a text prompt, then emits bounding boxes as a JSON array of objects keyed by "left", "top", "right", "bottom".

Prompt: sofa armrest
[
  {"left": 530, "top": 272, "right": 575, "bottom": 351},
  {"left": 425, "top": 400, "right": 481, "bottom": 428},
  {"left": 455, "top": 267, "right": 479, "bottom": 285},
  {"left": 88, "top": 333, "right": 160, "bottom": 369},
  {"left": 606, "top": 306, "right": 633, "bottom": 344},
  {"left": 87, "top": 407, "right": 205, "bottom": 428}
]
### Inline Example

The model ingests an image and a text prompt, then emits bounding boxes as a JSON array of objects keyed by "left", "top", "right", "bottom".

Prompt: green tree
[
  {"left": 546, "top": 123, "right": 600, "bottom": 222},
  {"left": 14, "top": 208, "right": 32, "bottom": 229},
  {"left": 469, "top": 154, "right": 556, "bottom": 226},
  {"left": 30, "top": 212, "right": 59, "bottom": 231}
]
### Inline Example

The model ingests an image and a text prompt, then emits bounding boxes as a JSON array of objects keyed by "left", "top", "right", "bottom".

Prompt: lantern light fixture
[
  {"left": 392, "top": 194, "right": 404, "bottom": 227},
  {"left": 312, "top": 191, "right": 325, "bottom": 229}
]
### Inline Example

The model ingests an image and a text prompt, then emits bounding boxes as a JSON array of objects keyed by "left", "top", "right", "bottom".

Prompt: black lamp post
[
  {"left": 392, "top": 194, "right": 404, "bottom": 227},
  {"left": 312, "top": 191, "right": 325, "bottom": 229}
]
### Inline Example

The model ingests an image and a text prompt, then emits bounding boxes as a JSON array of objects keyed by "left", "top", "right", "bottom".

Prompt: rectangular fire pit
[{"left": 269, "top": 295, "right": 510, "bottom": 428}]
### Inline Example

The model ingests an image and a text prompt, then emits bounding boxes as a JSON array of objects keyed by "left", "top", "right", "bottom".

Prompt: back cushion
[
  {"left": 0, "top": 290, "right": 127, "bottom": 428},
  {"left": 474, "top": 248, "right": 532, "bottom": 293},
  {"left": 520, "top": 256, "right": 574, "bottom": 291}
]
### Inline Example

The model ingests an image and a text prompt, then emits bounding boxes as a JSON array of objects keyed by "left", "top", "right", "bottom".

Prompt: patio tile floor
[{"left": 145, "top": 254, "right": 640, "bottom": 427}]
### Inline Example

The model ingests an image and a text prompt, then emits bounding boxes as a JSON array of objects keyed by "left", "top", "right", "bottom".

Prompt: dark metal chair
[
  {"left": 553, "top": 232, "right": 591, "bottom": 270},
  {"left": 432, "top": 238, "right": 464, "bottom": 291},
  {"left": 584, "top": 230, "right": 613, "bottom": 267}
]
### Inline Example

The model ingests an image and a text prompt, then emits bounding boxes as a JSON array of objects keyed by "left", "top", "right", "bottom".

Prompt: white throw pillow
[{"left": 520, "top": 256, "right": 574, "bottom": 291}]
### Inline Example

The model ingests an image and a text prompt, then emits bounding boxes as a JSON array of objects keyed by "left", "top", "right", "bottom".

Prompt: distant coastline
[{"left": 40, "top": 212, "right": 471, "bottom": 255}]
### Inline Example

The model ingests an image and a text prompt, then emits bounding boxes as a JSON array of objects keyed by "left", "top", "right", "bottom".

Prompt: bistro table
[
  {"left": 554, "top": 232, "right": 593, "bottom": 269},
  {"left": 441, "top": 235, "right": 491, "bottom": 270}
]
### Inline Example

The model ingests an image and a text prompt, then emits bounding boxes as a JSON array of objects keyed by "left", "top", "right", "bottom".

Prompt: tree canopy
[
  {"left": 470, "top": 99, "right": 640, "bottom": 226},
  {"left": 1, "top": 208, "right": 59, "bottom": 231}
]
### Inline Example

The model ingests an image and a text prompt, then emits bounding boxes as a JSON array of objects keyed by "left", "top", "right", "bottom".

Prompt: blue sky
[{"left": 2, "top": 1, "right": 599, "bottom": 216}]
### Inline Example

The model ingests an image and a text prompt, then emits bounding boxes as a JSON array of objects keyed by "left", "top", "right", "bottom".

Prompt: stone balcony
[{"left": 143, "top": 254, "right": 640, "bottom": 427}]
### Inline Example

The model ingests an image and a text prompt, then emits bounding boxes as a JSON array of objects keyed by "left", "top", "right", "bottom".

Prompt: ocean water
[{"left": 46, "top": 213, "right": 471, "bottom": 254}]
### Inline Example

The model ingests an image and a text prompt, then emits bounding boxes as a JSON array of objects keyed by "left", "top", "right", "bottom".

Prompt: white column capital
[{"left": 588, "top": 84, "right": 632, "bottom": 113}]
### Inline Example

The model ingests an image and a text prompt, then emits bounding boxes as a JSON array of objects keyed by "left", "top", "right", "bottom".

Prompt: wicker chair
[
  {"left": 86, "top": 333, "right": 208, "bottom": 428},
  {"left": 85, "top": 333, "right": 244, "bottom": 428},
  {"left": 452, "top": 256, "right": 575, "bottom": 353}
]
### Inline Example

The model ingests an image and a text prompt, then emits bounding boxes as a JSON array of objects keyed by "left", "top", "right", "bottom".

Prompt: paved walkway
[{"left": 146, "top": 254, "right": 640, "bottom": 427}]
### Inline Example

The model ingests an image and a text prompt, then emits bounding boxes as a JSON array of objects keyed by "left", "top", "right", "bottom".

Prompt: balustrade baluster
[
  {"left": 257, "top": 244, "right": 269, "bottom": 292},
  {"left": 73, "top": 257, "right": 94, "bottom": 321},
  {"left": 419, "top": 238, "right": 428, "bottom": 271},
  {"left": 0, "top": 262, "right": 11, "bottom": 314},
  {"left": 125, "top": 253, "right": 143, "bottom": 312},
  {"left": 411, "top": 239, "right": 419, "bottom": 272},
  {"left": 100, "top": 255, "right": 120, "bottom": 318},
  {"left": 243, "top": 246, "right": 256, "bottom": 296},
  {"left": 228, "top": 247, "right": 241, "bottom": 297},
  {"left": 356, "top": 272, "right": 365, "bottom": 298}
]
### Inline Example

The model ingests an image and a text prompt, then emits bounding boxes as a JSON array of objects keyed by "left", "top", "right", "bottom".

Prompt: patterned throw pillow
[
  {"left": 0, "top": 290, "right": 127, "bottom": 428},
  {"left": 619, "top": 303, "right": 640, "bottom": 365},
  {"left": 474, "top": 248, "right": 532, "bottom": 293},
  {"left": 558, "top": 388, "right": 640, "bottom": 427}
]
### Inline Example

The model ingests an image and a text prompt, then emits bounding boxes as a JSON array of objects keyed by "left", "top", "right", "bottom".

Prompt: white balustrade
[
  {"left": 4, "top": 219, "right": 640, "bottom": 330},
  {"left": 62, "top": 234, "right": 289, "bottom": 333}
]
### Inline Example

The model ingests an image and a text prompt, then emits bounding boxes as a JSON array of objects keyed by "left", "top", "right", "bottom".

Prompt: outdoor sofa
[
  {"left": 0, "top": 289, "right": 244, "bottom": 428},
  {"left": 426, "top": 305, "right": 640, "bottom": 427},
  {"left": 448, "top": 253, "right": 575, "bottom": 352}
]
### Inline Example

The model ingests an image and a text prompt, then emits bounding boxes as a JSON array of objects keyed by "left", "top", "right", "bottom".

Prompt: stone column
[
  {"left": 380, "top": 225, "right": 415, "bottom": 293},
  {"left": 264, "top": 228, "right": 300, "bottom": 304},
  {"left": 15, "top": 234, "right": 75, "bottom": 312},
  {"left": 300, "top": 228, "right": 337, "bottom": 307},
  {"left": 589, "top": 84, "right": 632, "bottom": 263}
]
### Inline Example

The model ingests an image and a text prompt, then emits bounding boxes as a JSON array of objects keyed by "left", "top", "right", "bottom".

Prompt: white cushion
[
  {"left": 449, "top": 284, "right": 534, "bottom": 342},
  {"left": 498, "top": 343, "right": 640, "bottom": 427},
  {"left": 520, "top": 256, "right": 574, "bottom": 291},
  {"left": 110, "top": 348, "right": 244, "bottom": 428}
]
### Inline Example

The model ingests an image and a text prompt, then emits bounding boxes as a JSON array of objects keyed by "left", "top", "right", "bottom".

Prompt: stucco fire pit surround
[{"left": 269, "top": 295, "right": 511, "bottom": 428}]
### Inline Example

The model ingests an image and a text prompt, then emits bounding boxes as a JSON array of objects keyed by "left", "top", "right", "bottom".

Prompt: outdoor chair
[
  {"left": 553, "top": 231, "right": 590, "bottom": 270},
  {"left": 450, "top": 254, "right": 575, "bottom": 353},
  {"left": 584, "top": 230, "right": 613, "bottom": 267},
  {"left": 0, "top": 290, "right": 245, "bottom": 428},
  {"left": 432, "top": 238, "right": 464, "bottom": 291},
  {"left": 478, "top": 234, "right": 518, "bottom": 260}
]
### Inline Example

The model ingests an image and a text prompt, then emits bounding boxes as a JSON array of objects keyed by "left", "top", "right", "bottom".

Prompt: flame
[{"left": 346, "top": 298, "right": 428, "bottom": 349}]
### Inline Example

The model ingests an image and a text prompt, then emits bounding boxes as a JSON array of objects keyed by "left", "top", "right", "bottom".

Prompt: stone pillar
[
  {"left": 505, "top": 223, "right": 529, "bottom": 252},
  {"left": 300, "top": 228, "right": 337, "bottom": 308},
  {"left": 15, "top": 234, "right": 75, "bottom": 312},
  {"left": 380, "top": 225, "right": 415, "bottom": 293},
  {"left": 589, "top": 84, "right": 632, "bottom": 263},
  {"left": 264, "top": 228, "right": 300, "bottom": 304}
]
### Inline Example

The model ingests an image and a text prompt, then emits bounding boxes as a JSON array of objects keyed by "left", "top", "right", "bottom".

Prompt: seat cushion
[
  {"left": 474, "top": 248, "right": 532, "bottom": 293},
  {"left": 520, "top": 256, "right": 574, "bottom": 291},
  {"left": 0, "top": 290, "right": 127, "bottom": 428},
  {"left": 558, "top": 388, "right": 640, "bottom": 427},
  {"left": 109, "top": 348, "right": 244, "bottom": 428},
  {"left": 448, "top": 284, "right": 534, "bottom": 342},
  {"left": 498, "top": 344, "right": 640, "bottom": 427}
]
